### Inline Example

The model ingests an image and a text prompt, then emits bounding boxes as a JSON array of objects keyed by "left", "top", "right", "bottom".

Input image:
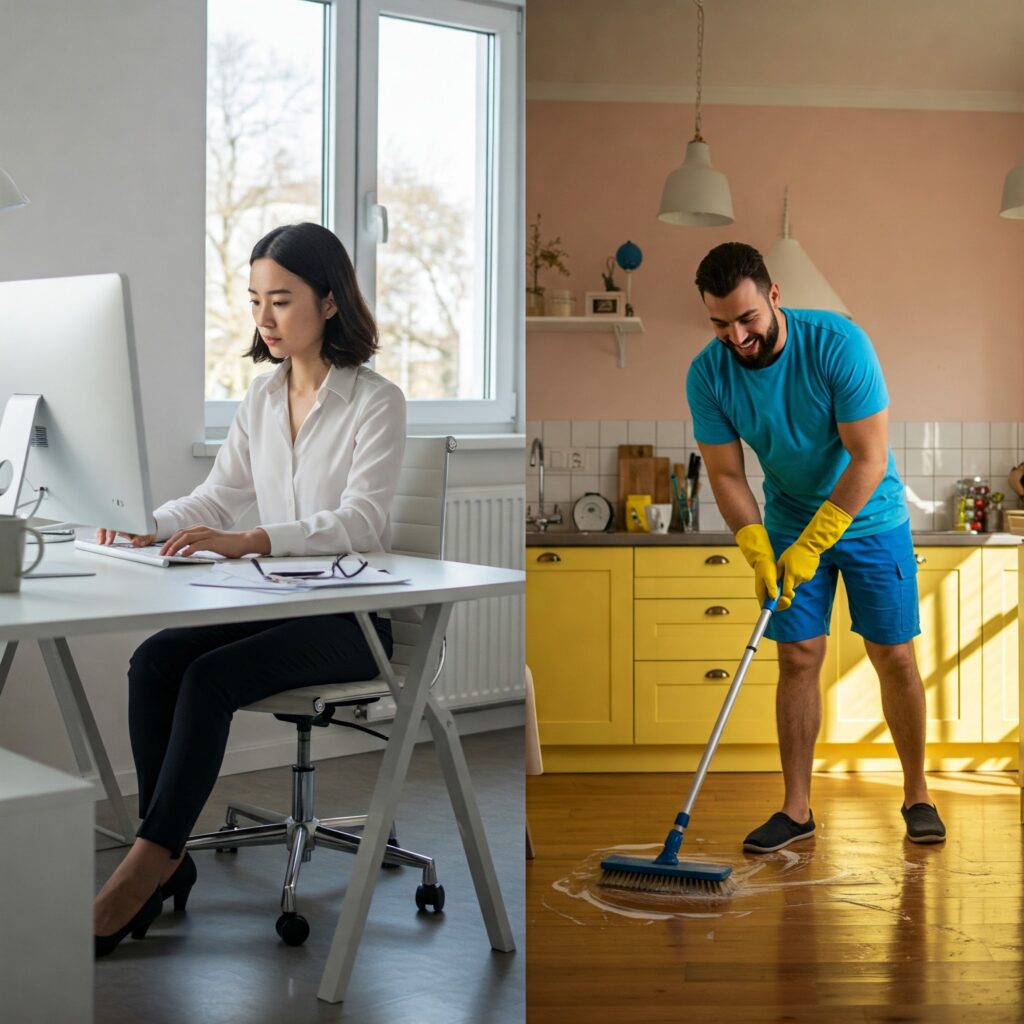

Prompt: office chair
[{"left": 186, "top": 435, "right": 457, "bottom": 946}]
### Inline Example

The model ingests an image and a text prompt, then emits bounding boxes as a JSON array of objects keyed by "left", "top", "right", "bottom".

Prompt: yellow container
[{"left": 625, "top": 494, "right": 651, "bottom": 532}]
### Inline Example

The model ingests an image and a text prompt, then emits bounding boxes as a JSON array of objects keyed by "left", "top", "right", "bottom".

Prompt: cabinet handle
[
  {"left": 705, "top": 605, "right": 730, "bottom": 616},
  {"left": 536, "top": 552, "right": 561, "bottom": 563},
  {"left": 705, "top": 668, "right": 730, "bottom": 679},
  {"left": 705, "top": 554, "right": 730, "bottom": 565},
  {"left": 915, "top": 554, "right": 926, "bottom": 564}
]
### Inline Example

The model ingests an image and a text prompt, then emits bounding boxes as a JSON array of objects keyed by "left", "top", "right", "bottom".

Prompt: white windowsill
[{"left": 192, "top": 433, "right": 526, "bottom": 458}]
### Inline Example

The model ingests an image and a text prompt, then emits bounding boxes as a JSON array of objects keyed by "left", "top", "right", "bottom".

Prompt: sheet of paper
[{"left": 189, "top": 559, "right": 410, "bottom": 592}]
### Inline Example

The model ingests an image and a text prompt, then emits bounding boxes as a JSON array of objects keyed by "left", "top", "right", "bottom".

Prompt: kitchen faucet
[{"left": 526, "top": 437, "right": 562, "bottom": 532}]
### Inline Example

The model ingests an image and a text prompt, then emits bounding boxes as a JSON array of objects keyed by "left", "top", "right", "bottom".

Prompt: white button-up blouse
[{"left": 153, "top": 360, "right": 407, "bottom": 556}]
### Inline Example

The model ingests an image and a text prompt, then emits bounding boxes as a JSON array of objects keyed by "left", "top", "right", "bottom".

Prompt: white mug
[
  {"left": 644, "top": 503, "right": 673, "bottom": 534},
  {"left": 0, "top": 515, "right": 44, "bottom": 593}
]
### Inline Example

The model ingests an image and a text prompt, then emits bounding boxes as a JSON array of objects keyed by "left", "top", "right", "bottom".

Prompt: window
[
  {"left": 205, "top": 0, "right": 326, "bottom": 409},
  {"left": 205, "top": 0, "right": 522, "bottom": 434}
]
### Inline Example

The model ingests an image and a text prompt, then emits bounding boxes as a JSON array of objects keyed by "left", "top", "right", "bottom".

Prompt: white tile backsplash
[
  {"left": 542, "top": 419, "right": 571, "bottom": 447},
  {"left": 656, "top": 420, "right": 687, "bottom": 447},
  {"left": 962, "top": 449, "right": 990, "bottom": 476},
  {"left": 554, "top": 419, "right": 1016, "bottom": 532},
  {"left": 934, "top": 422, "right": 962, "bottom": 448},
  {"left": 991, "top": 450, "right": 1017, "bottom": 478},
  {"left": 598, "top": 420, "right": 628, "bottom": 447},
  {"left": 991, "top": 422, "right": 1017, "bottom": 449},
  {"left": 627, "top": 420, "right": 656, "bottom": 445},
  {"left": 571, "top": 420, "right": 599, "bottom": 446},
  {"left": 962, "top": 421, "right": 990, "bottom": 448}
]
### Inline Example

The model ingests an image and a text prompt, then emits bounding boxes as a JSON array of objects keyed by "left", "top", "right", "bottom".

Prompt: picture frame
[{"left": 584, "top": 290, "right": 625, "bottom": 318}]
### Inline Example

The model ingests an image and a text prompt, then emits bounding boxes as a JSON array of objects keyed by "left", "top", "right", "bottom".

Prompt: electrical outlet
[{"left": 546, "top": 448, "right": 589, "bottom": 472}]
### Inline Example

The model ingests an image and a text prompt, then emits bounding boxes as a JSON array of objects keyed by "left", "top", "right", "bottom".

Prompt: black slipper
[
  {"left": 901, "top": 802, "right": 946, "bottom": 843},
  {"left": 742, "top": 811, "right": 815, "bottom": 853}
]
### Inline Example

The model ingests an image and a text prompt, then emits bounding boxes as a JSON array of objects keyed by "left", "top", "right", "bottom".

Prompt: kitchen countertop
[{"left": 526, "top": 530, "right": 1024, "bottom": 547}]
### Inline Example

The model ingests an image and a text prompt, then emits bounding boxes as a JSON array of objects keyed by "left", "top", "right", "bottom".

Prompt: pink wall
[{"left": 526, "top": 101, "right": 1024, "bottom": 421}]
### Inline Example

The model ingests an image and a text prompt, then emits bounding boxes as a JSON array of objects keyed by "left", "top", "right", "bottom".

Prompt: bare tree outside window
[{"left": 205, "top": 0, "right": 324, "bottom": 401}]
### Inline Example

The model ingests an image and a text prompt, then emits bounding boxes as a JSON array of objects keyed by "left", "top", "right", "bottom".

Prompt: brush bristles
[{"left": 598, "top": 870, "right": 739, "bottom": 897}]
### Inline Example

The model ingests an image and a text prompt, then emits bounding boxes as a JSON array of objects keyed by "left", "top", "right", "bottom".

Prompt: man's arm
[
  {"left": 829, "top": 408, "right": 890, "bottom": 517},
  {"left": 698, "top": 439, "right": 761, "bottom": 533}
]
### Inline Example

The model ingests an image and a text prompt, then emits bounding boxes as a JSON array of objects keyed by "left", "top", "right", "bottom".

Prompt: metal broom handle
[{"left": 680, "top": 594, "right": 779, "bottom": 819}]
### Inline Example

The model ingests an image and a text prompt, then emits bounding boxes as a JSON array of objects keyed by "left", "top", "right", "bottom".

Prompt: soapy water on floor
[{"left": 545, "top": 835, "right": 932, "bottom": 924}]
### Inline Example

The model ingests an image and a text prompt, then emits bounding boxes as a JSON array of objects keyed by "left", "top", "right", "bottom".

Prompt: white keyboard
[{"left": 74, "top": 540, "right": 225, "bottom": 567}]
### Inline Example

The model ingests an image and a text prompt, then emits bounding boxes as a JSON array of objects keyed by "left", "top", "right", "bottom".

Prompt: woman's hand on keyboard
[
  {"left": 161, "top": 526, "right": 272, "bottom": 559},
  {"left": 95, "top": 528, "right": 157, "bottom": 547}
]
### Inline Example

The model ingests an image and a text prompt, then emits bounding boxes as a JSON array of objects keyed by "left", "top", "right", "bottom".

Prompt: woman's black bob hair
[{"left": 245, "top": 222, "right": 379, "bottom": 367}]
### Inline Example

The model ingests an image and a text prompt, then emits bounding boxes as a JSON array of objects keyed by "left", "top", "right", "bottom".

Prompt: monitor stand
[
  {"left": 0, "top": 393, "right": 41, "bottom": 517},
  {"left": 0, "top": 395, "right": 93, "bottom": 578}
]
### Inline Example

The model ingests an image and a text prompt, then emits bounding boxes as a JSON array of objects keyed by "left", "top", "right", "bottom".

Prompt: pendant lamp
[
  {"left": 0, "top": 167, "right": 29, "bottom": 213},
  {"left": 657, "top": 0, "right": 733, "bottom": 226},
  {"left": 1000, "top": 160, "right": 1024, "bottom": 219},
  {"left": 764, "top": 188, "right": 850, "bottom": 318}
]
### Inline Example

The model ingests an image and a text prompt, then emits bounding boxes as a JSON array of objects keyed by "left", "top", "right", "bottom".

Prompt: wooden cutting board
[
  {"left": 654, "top": 457, "right": 670, "bottom": 503},
  {"left": 617, "top": 445, "right": 654, "bottom": 528}
]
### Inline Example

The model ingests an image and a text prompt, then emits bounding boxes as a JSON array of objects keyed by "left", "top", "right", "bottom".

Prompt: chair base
[{"left": 185, "top": 724, "right": 440, "bottom": 930}]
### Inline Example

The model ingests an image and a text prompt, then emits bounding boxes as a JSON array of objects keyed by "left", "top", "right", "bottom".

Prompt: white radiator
[{"left": 367, "top": 485, "right": 525, "bottom": 720}]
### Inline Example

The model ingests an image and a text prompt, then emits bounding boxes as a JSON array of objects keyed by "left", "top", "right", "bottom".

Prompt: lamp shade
[
  {"left": 657, "top": 140, "right": 734, "bottom": 227},
  {"left": 764, "top": 237, "right": 851, "bottom": 318},
  {"left": 1000, "top": 161, "right": 1024, "bottom": 219},
  {"left": 0, "top": 167, "right": 29, "bottom": 212}
]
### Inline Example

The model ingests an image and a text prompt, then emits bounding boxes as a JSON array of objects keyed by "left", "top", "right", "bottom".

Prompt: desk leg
[
  {"left": 38, "top": 638, "right": 136, "bottom": 845},
  {"left": 0, "top": 640, "right": 18, "bottom": 703},
  {"left": 423, "top": 693, "right": 515, "bottom": 953},
  {"left": 317, "top": 602, "right": 452, "bottom": 1005}
]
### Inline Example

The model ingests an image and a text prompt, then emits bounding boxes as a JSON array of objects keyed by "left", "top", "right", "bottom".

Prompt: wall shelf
[{"left": 525, "top": 316, "right": 644, "bottom": 369}]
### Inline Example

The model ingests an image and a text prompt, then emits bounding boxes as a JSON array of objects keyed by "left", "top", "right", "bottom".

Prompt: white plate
[{"left": 572, "top": 493, "right": 613, "bottom": 532}]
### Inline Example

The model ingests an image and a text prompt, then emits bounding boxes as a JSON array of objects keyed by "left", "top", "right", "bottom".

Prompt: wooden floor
[{"left": 527, "top": 771, "right": 1024, "bottom": 1023}]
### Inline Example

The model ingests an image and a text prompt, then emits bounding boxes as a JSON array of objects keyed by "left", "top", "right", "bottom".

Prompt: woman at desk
[{"left": 92, "top": 222, "right": 406, "bottom": 956}]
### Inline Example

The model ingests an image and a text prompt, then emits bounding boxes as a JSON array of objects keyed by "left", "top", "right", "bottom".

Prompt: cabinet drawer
[
  {"left": 635, "top": 548, "right": 743, "bottom": 578},
  {"left": 636, "top": 662, "right": 779, "bottom": 744},
  {"left": 636, "top": 577, "right": 753, "bottom": 600},
  {"left": 636, "top": 600, "right": 776, "bottom": 661}
]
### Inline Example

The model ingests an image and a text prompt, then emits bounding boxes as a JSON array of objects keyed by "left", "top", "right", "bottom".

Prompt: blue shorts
[{"left": 765, "top": 519, "right": 920, "bottom": 646}]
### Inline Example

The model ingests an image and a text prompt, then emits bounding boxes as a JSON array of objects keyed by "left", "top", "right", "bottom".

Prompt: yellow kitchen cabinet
[
  {"left": 633, "top": 545, "right": 779, "bottom": 745},
  {"left": 982, "top": 548, "right": 1019, "bottom": 743},
  {"left": 526, "top": 547, "right": 633, "bottom": 745},
  {"left": 822, "top": 548, "right": 983, "bottom": 744}
]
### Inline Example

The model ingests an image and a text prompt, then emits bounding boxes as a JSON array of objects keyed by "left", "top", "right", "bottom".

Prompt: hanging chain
[{"left": 692, "top": 0, "right": 705, "bottom": 141}]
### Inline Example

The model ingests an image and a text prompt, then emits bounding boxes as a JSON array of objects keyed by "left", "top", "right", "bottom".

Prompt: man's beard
[{"left": 724, "top": 308, "right": 780, "bottom": 370}]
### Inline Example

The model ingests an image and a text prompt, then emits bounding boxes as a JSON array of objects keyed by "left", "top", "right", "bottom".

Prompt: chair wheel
[
  {"left": 276, "top": 913, "right": 310, "bottom": 946},
  {"left": 415, "top": 883, "right": 445, "bottom": 913},
  {"left": 215, "top": 825, "right": 238, "bottom": 854}
]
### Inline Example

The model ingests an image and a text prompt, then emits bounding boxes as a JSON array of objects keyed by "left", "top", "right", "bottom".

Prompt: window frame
[{"left": 204, "top": 0, "right": 524, "bottom": 436}]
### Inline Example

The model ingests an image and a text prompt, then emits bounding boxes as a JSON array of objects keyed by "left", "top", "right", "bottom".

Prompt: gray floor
[{"left": 94, "top": 726, "right": 525, "bottom": 1024}]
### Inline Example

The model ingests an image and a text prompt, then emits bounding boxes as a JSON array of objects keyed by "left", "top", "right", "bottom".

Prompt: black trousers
[{"left": 127, "top": 612, "right": 393, "bottom": 857}]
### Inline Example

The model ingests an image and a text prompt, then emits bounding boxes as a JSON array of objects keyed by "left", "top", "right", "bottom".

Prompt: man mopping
[{"left": 686, "top": 242, "right": 946, "bottom": 853}]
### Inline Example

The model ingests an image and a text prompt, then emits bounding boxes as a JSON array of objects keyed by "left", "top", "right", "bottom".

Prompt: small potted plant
[{"left": 526, "top": 213, "right": 569, "bottom": 317}]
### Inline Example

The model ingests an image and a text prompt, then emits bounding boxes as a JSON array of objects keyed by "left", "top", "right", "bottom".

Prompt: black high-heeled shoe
[
  {"left": 159, "top": 852, "right": 197, "bottom": 912},
  {"left": 94, "top": 887, "right": 162, "bottom": 959}
]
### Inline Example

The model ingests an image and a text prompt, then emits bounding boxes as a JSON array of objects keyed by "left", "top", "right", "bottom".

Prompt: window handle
[{"left": 364, "top": 191, "right": 389, "bottom": 244}]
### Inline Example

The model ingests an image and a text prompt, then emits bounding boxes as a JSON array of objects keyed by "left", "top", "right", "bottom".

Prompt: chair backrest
[{"left": 387, "top": 435, "right": 456, "bottom": 672}]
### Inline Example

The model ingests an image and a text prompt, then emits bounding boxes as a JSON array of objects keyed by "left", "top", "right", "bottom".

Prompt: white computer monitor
[{"left": 0, "top": 272, "right": 154, "bottom": 534}]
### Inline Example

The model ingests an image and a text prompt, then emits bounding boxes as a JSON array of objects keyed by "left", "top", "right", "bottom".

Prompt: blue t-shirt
[{"left": 685, "top": 307, "right": 907, "bottom": 539}]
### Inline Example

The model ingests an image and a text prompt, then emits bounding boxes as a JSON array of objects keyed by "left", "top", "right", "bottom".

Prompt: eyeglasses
[{"left": 251, "top": 554, "right": 368, "bottom": 582}]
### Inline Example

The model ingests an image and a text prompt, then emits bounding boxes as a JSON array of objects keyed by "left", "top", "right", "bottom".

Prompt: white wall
[{"left": 0, "top": 2, "right": 524, "bottom": 784}]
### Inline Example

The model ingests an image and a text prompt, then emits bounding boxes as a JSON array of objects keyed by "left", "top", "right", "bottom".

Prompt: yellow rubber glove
[
  {"left": 735, "top": 523, "right": 779, "bottom": 606},
  {"left": 776, "top": 499, "right": 854, "bottom": 611}
]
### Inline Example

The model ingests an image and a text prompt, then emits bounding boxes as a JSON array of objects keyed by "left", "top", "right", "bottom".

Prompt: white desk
[{"left": 0, "top": 546, "right": 525, "bottom": 1004}]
